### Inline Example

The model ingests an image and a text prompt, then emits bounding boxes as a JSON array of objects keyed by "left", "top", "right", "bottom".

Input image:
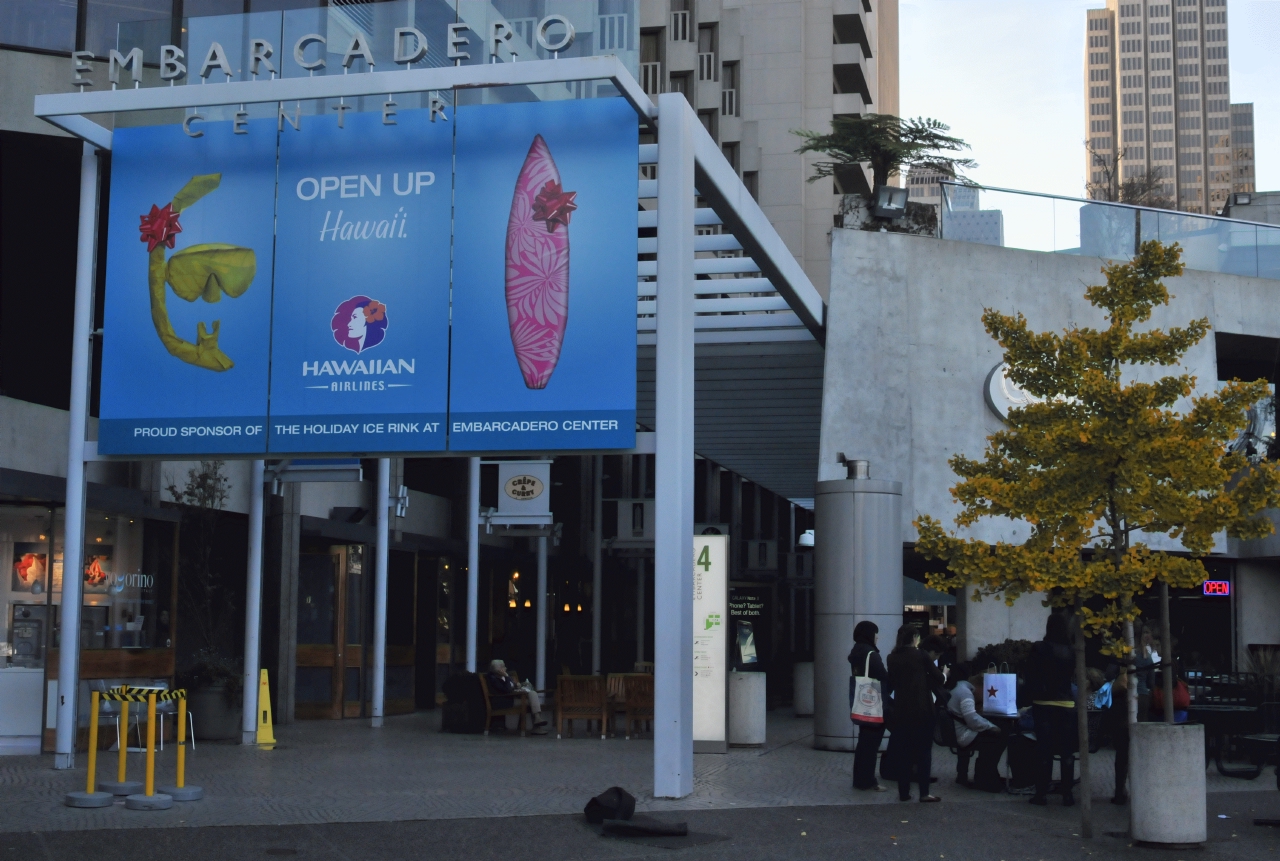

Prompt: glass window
[
  {"left": 0, "top": 0, "right": 76, "bottom": 52},
  {"left": 1, "top": 506, "right": 58, "bottom": 670},
  {"left": 85, "top": 0, "right": 173, "bottom": 60}
]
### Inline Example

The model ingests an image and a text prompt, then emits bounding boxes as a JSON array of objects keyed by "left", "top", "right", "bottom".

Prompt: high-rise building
[
  {"left": 641, "top": 0, "right": 900, "bottom": 298},
  {"left": 1232, "top": 102, "right": 1256, "bottom": 194},
  {"left": 1084, "top": 0, "right": 1233, "bottom": 214}
]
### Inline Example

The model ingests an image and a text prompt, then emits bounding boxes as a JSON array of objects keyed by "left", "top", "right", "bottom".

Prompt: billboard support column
[
  {"left": 241, "top": 460, "right": 266, "bottom": 744},
  {"left": 55, "top": 143, "right": 101, "bottom": 770},
  {"left": 466, "top": 457, "right": 480, "bottom": 673},
  {"left": 536, "top": 536, "right": 548, "bottom": 693},
  {"left": 653, "top": 93, "right": 696, "bottom": 799},
  {"left": 371, "top": 458, "right": 390, "bottom": 727},
  {"left": 591, "top": 454, "right": 603, "bottom": 674}
]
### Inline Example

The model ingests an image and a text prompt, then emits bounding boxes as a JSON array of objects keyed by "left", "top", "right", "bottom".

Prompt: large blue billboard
[
  {"left": 268, "top": 109, "right": 452, "bottom": 453},
  {"left": 449, "top": 98, "right": 638, "bottom": 451},
  {"left": 99, "top": 121, "right": 277, "bottom": 455},
  {"left": 99, "top": 99, "right": 636, "bottom": 457}
]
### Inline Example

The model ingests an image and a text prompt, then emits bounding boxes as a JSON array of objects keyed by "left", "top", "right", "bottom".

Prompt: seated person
[
  {"left": 486, "top": 659, "right": 548, "bottom": 735},
  {"left": 947, "top": 663, "right": 1008, "bottom": 792}
]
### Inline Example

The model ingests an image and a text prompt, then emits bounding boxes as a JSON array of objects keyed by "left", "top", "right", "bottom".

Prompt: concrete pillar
[
  {"left": 592, "top": 454, "right": 603, "bottom": 674},
  {"left": 653, "top": 91, "right": 696, "bottom": 799},
  {"left": 269, "top": 482, "right": 301, "bottom": 724},
  {"left": 813, "top": 465, "right": 902, "bottom": 751},
  {"left": 466, "top": 457, "right": 480, "bottom": 673},
  {"left": 371, "top": 458, "right": 390, "bottom": 727},
  {"left": 55, "top": 143, "right": 100, "bottom": 769},
  {"left": 536, "top": 535, "right": 548, "bottom": 692},
  {"left": 241, "top": 460, "right": 266, "bottom": 744}
]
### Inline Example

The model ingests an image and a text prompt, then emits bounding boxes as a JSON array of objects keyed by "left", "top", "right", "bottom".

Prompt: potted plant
[{"left": 179, "top": 648, "right": 243, "bottom": 741}]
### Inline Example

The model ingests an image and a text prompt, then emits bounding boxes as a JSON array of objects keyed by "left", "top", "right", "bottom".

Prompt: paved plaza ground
[{"left": 1, "top": 712, "right": 1277, "bottom": 859}]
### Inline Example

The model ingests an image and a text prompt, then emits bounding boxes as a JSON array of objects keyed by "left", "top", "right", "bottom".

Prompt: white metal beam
[
  {"left": 653, "top": 93, "right": 695, "bottom": 799},
  {"left": 35, "top": 55, "right": 656, "bottom": 140},
  {"left": 241, "top": 459, "right": 266, "bottom": 745},
  {"left": 371, "top": 458, "right": 390, "bottom": 728},
  {"left": 54, "top": 143, "right": 99, "bottom": 769}
]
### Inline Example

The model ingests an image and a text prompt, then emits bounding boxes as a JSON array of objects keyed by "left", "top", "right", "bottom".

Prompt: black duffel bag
[{"left": 584, "top": 786, "right": 636, "bottom": 824}]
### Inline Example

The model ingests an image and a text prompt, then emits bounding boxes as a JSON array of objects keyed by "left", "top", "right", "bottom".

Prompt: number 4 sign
[{"left": 693, "top": 534, "right": 728, "bottom": 752}]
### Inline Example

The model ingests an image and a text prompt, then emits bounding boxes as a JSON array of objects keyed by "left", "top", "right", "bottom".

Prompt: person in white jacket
[{"left": 947, "top": 663, "right": 1007, "bottom": 792}]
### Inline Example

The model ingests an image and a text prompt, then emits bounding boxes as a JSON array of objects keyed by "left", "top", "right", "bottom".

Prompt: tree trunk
[
  {"left": 1160, "top": 581, "right": 1175, "bottom": 724},
  {"left": 1124, "top": 619, "right": 1137, "bottom": 726},
  {"left": 1073, "top": 603, "right": 1093, "bottom": 838}
]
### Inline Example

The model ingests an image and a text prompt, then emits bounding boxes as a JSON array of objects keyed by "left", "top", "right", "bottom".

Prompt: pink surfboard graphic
[{"left": 505, "top": 135, "right": 577, "bottom": 389}]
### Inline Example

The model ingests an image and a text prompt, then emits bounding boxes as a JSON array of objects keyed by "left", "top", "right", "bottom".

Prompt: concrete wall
[
  {"left": 956, "top": 588, "right": 1050, "bottom": 661},
  {"left": 820, "top": 228, "right": 1280, "bottom": 548},
  {"left": 1236, "top": 561, "right": 1280, "bottom": 666}
]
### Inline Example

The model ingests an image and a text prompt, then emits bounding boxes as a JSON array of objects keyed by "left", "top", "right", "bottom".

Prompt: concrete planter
[
  {"left": 729, "top": 671, "right": 766, "bottom": 746},
  {"left": 1130, "top": 723, "right": 1206, "bottom": 846},
  {"left": 792, "top": 662, "right": 814, "bottom": 717},
  {"left": 187, "top": 684, "right": 241, "bottom": 741}
]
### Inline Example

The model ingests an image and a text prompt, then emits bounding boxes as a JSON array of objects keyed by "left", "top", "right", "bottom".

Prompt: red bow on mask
[{"left": 139, "top": 203, "right": 182, "bottom": 252}]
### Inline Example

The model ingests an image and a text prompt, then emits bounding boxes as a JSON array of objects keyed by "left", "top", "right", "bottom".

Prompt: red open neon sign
[{"left": 1202, "top": 580, "right": 1231, "bottom": 596}]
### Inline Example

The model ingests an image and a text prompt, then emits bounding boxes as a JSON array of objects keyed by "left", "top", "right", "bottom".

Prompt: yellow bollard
[
  {"left": 176, "top": 696, "right": 186, "bottom": 790},
  {"left": 85, "top": 691, "right": 100, "bottom": 794},
  {"left": 144, "top": 692, "right": 156, "bottom": 797},
  {"left": 117, "top": 698, "right": 129, "bottom": 784},
  {"left": 160, "top": 691, "right": 202, "bottom": 802}
]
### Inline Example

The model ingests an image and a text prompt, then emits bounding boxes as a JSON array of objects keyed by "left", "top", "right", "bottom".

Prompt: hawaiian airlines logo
[{"left": 331, "top": 296, "right": 388, "bottom": 353}]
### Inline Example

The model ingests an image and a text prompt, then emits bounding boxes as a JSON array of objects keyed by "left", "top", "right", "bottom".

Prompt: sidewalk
[{"left": 0, "top": 711, "right": 1271, "bottom": 833}]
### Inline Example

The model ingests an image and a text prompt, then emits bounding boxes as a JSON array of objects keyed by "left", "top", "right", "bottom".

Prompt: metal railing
[
  {"left": 698, "top": 52, "right": 717, "bottom": 81},
  {"left": 940, "top": 181, "right": 1280, "bottom": 281},
  {"left": 721, "top": 88, "right": 737, "bottom": 117},
  {"left": 640, "top": 62, "right": 663, "bottom": 95},
  {"left": 670, "top": 10, "right": 691, "bottom": 41}
]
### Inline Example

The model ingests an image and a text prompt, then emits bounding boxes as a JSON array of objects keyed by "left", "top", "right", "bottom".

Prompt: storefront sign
[
  {"left": 98, "top": 99, "right": 636, "bottom": 456},
  {"left": 1203, "top": 580, "right": 1231, "bottom": 596},
  {"left": 729, "top": 586, "right": 770, "bottom": 671},
  {"left": 693, "top": 535, "right": 728, "bottom": 750},
  {"left": 497, "top": 462, "right": 551, "bottom": 517}
]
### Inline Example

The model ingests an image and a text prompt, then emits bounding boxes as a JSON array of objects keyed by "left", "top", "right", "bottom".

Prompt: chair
[
  {"left": 555, "top": 675, "right": 608, "bottom": 739},
  {"left": 477, "top": 674, "right": 529, "bottom": 736},
  {"left": 634, "top": 662, "right": 654, "bottom": 674},
  {"left": 148, "top": 680, "right": 195, "bottom": 751},
  {"left": 623, "top": 674, "right": 655, "bottom": 740}
]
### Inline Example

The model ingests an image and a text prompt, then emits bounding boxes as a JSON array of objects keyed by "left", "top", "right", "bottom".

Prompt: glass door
[{"left": 294, "top": 551, "right": 343, "bottom": 720}]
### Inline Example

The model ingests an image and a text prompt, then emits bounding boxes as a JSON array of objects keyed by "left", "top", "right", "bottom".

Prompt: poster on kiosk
[{"left": 98, "top": 121, "right": 278, "bottom": 455}]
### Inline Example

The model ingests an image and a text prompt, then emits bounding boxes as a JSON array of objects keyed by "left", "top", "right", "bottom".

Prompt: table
[{"left": 1186, "top": 705, "right": 1265, "bottom": 778}]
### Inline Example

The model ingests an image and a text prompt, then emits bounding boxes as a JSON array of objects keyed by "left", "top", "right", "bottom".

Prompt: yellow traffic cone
[{"left": 256, "top": 669, "right": 276, "bottom": 748}]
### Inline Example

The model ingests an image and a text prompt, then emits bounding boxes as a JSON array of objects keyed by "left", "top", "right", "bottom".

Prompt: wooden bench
[
  {"left": 623, "top": 673, "right": 655, "bottom": 740},
  {"left": 555, "top": 675, "right": 607, "bottom": 739},
  {"left": 478, "top": 673, "right": 530, "bottom": 737}
]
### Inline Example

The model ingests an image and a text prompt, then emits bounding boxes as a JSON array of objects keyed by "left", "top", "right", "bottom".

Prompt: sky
[{"left": 899, "top": 0, "right": 1280, "bottom": 198}]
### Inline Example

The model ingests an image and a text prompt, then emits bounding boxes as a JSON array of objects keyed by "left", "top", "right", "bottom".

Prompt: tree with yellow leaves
[{"left": 915, "top": 241, "right": 1280, "bottom": 837}]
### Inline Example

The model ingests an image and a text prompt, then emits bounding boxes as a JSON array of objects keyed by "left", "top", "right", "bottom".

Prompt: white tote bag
[
  {"left": 982, "top": 662, "right": 1018, "bottom": 717},
  {"left": 850, "top": 652, "right": 884, "bottom": 725}
]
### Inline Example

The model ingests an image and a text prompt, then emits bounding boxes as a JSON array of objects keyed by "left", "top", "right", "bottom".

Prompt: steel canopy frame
[{"left": 37, "top": 56, "right": 824, "bottom": 799}]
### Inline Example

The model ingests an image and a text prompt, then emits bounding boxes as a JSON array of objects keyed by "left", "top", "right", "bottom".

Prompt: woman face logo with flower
[{"left": 331, "top": 296, "right": 388, "bottom": 353}]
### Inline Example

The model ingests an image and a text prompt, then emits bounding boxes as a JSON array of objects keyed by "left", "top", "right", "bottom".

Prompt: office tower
[
  {"left": 640, "top": 0, "right": 900, "bottom": 298},
  {"left": 1084, "top": 0, "right": 1231, "bottom": 214},
  {"left": 1231, "top": 102, "right": 1256, "bottom": 194}
]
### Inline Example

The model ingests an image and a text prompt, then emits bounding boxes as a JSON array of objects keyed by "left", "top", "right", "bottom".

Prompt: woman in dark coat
[
  {"left": 1027, "top": 613, "right": 1078, "bottom": 806},
  {"left": 884, "top": 624, "right": 947, "bottom": 802},
  {"left": 848, "top": 620, "right": 888, "bottom": 791}
]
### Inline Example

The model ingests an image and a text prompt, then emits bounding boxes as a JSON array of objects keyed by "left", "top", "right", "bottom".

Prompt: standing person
[
  {"left": 1027, "top": 614, "right": 1077, "bottom": 806},
  {"left": 1103, "top": 663, "right": 1130, "bottom": 804},
  {"left": 848, "top": 621, "right": 888, "bottom": 792},
  {"left": 947, "top": 663, "right": 1007, "bottom": 792},
  {"left": 884, "top": 625, "right": 947, "bottom": 802},
  {"left": 1133, "top": 626, "right": 1159, "bottom": 722}
]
